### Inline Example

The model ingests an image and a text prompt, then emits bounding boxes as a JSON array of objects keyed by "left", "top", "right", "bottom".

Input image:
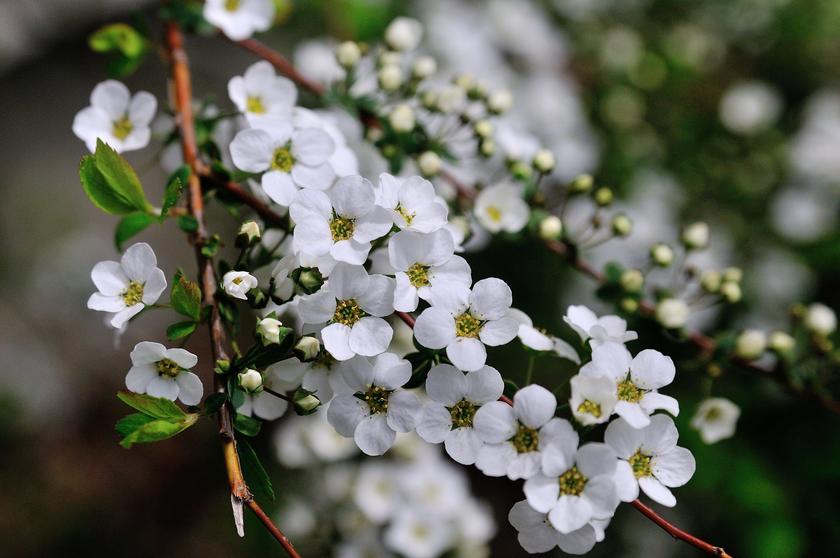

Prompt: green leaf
[
  {"left": 115, "top": 212, "right": 155, "bottom": 250},
  {"left": 80, "top": 156, "right": 140, "bottom": 215},
  {"left": 203, "top": 393, "right": 227, "bottom": 415},
  {"left": 115, "top": 412, "right": 156, "bottom": 437},
  {"left": 116, "top": 391, "right": 186, "bottom": 420},
  {"left": 79, "top": 140, "right": 153, "bottom": 215},
  {"left": 119, "top": 415, "right": 197, "bottom": 448},
  {"left": 171, "top": 270, "right": 202, "bottom": 320},
  {"left": 89, "top": 23, "right": 146, "bottom": 58},
  {"left": 233, "top": 412, "right": 261, "bottom": 437},
  {"left": 166, "top": 320, "right": 198, "bottom": 341},
  {"left": 160, "top": 166, "right": 189, "bottom": 221},
  {"left": 177, "top": 215, "right": 199, "bottom": 233},
  {"left": 238, "top": 439, "right": 275, "bottom": 504}
]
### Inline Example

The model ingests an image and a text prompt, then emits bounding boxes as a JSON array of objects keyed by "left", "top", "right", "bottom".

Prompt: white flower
[
  {"left": 73, "top": 80, "right": 156, "bottom": 153},
  {"left": 508, "top": 500, "right": 598, "bottom": 555},
  {"left": 375, "top": 174, "right": 449, "bottom": 233},
  {"left": 508, "top": 308, "right": 580, "bottom": 362},
  {"left": 228, "top": 61, "right": 296, "bottom": 128},
  {"left": 412, "top": 56, "right": 437, "bottom": 79},
  {"left": 378, "top": 64, "right": 404, "bottom": 91},
  {"left": 655, "top": 298, "right": 689, "bottom": 329},
  {"left": 523, "top": 432, "right": 619, "bottom": 533},
  {"left": 297, "top": 263, "right": 395, "bottom": 360},
  {"left": 269, "top": 349, "right": 352, "bottom": 404},
  {"left": 569, "top": 374, "right": 618, "bottom": 426},
  {"left": 353, "top": 461, "right": 399, "bottom": 522},
  {"left": 606, "top": 415, "right": 696, "bottom": 507},
  {"left": 563, "top": 305, "right": 638, "bottom": 348},
  {"left": 126, "top": 342, "right": 202, "bottom": 405},
  {"left": 414, "top": 278, "right": 518, "bottom": 371},
  {"left": 415, "top": 364, "right": 504, "bottom": 465},
  {"left": 384, "top": 17, "right": 423, "bottom": 51},
  {"left": 291, "top": 175, "right": 393, "bottom": 264},
  {"left": 237, "top": 360, "right": 307, "bottom": 420},
  {"left": 474, "top": 183, "right": 529, "bottom": 233},
  {"left": 388, "top": 229, "right": 471, "bottom": 312},
  {"left": 222, "top": 270, "right": 258, "bottom": 300},
  {"left": 87, "top": 242, "right": 167, "bottom": 329},
  {"left": 719, "top": 80, "right": 781, "bottom": 135},
  {"left": 690, "top": 397, "right": 741, "bottom": 444},
  {"left": 804, "top": 302, "right": 837, "bottom": 336},
  {"left": 257, "top": 317, "right": 283, "bottom": 344},
  {"left": 326, "top": 353, "right": 421, "bottom": 455},
  {"left": 473, "top": 385, "right": 564, "bottom": 480},
  {"left": 203, "top": 0, "right": 274, "bottom": 41},
  {"left": 581, "top": 343, "right": 678, "bottom": 429},
  {"left": 384, "top": 511, "right": 452, "bottom": 558}
]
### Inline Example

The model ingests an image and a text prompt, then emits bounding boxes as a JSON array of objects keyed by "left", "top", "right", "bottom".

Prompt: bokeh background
[{"left": 2, "top": 0, "right": 840, "bottom": 556}]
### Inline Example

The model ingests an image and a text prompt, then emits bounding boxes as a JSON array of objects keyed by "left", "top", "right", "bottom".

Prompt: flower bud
[
  {"left": 385, "top": 17, "right": 423, "bottom": 51},
  {"left": 453, "top": 73, "right": 474, "bottom": 90},
  {"left": 735, "top": 329, "right": 766, "bottom": 360},
  {"left": 239, "top": 369, "right": 263, "bottom": 393},
  {"left": 700, "top": 270, "right": 721, "bottom": 293},
  {"left": 510, "top": 161, "right": 533, "bottom": 180},
  {"left": 538, "top": 215, "right": 563, "bottom": 240},
  {"left": 291, "top": 267, "right": 324, "bottom": 294},
  {"left": 531, "top": 149, "right": 556, "bottom": 173},
  {"left": 379, "top": 51, "right": 401, "bottom": 67},
  {"left": 769, "top": 331, "right": 795, "bottom": 354},
  {"left": 720, "top": 281, "right": 742, "bottom": 303},
  {"left": 417, "top": 151, "right": 442, "bottom": 177},
  {"left": 620, "top": 297, "right": 639, "bottom": 313},
  {"left": 594, "top": 187, "right": 613, "bottom": 207},
  {"left": 336, "top": 41, "right": 361, "bottom": 68},
  {"left": 214, "top": 359, "right": 231, "bottom": 375},
  {"left": 650, "top": 243, "right": 674, "bottom": 266},
  {"left": 620, "top": 269, "right": 644, "bottom": 292},
  {"left": 294, "top": 336, "right": 321, "bottom": 362},
  {"left": 568, "top": 174, "right": 594, "bottom": 194},
  {"left": 378, "top": 64, "right": 403, "bottom": 91},
  {"left": 723, "top": 267, "right": 742, "bottom": 283},
  {"left": 293, "top": 389, "right": 321, "bottom": 415},
  {"left": 420, "top": 90, "right": 438, "bottom": 109},
  {"left": 804, "top": 303, "right": 837, "bottom": 336},
  {"left": 611, "top": 214, "right": 633, "bottom": 237},
  {"left": 389, "top": 103, "right": 415, "bottom": 133},
  {"left": 682, "top": 221, "right": 709, "bottom": 250},
  {"left": 257, "top": 317, "right": 283, "bottom": 345},
  {"left": 237, "top": 220, "right": 261, "bottom": 247},
  {"left": 474, "top": 119, "right": 493, "bottom": 138},
  {"left": 479, "top": 139, "right": 496, "bottom": 157},
  {"left": 487, "top": 89, "right": 513, "bottom": 114},
  {"left": 656, "top": 298, "right": 689, "bottom": 329},
  {"left": 412, "top": 56, "right": 437, "bottom": 79}
]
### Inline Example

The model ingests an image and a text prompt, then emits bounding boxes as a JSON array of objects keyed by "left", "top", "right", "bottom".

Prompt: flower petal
[
  {"left": 514, "top": 384, "right": 557, "bottom": 429},
  {"left": 349, "top": 317, "right": 393, "bottom": 357},
  {"left": 473, "top": 401, "right": 517, "bottom": 443},
  {"left": 327, "top": 394, "right": 368, "bottom": 437},
  {"left": 446, "top": 337, "right": 487, "bottom": 371},
  {"left": 425, "top": 364, "right": 468, "bottom": 405},
  {"left": 469, "top": 278, "right": 512, "bottom": 320},
  {"left": 354, "top": 414, "right": 396, "bottom": 456},
  {"left": 386, "top": 390, "right": 421, "bottom": 432},
  {"left": 175, "top": 371, "right": 203, "bottom": 406}
]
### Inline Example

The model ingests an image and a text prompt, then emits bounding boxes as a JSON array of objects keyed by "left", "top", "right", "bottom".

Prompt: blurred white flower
[
  {"left": 655, "top": 298, "right": 690, "bottom": 329},
  {"left": 719, "top": 80, "right": 782, "bottom": 135},
  {"left": 474, "top": 183, "right": 530, "bottom": 233},
  {"left": 203, "top": 0, "right": 274, "bottom": 41},
  {"left": 690, "top": 397, "right": 741, "bottom": 444},
  {"left": 804, "top": 302, "right": 837, "bottom": 336},
  {"left": 564, "top": 305, "right": 638, "bottom": 348},
  {"left": 228, "top": 61, "right": 296, "bottom": 128},
  {"left": 385, "top": 17, "right": 423, "bottom": 51}
]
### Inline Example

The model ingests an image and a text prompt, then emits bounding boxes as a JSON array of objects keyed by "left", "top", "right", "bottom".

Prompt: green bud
[
  {"left": 568, "top": 174, "right": 594, "bottom": 194},
  {"left": 293, "top": 389, "right": 321, "bottom": 415},
  {"left": 594, "top": 187, "right": 613, "bottom": 207},
  {"left": 611, "top": 214, "right": 633, "bottom": 237},
  {"left": 620, "top": 269, "right": 644, "bottom": 293},
  {"left": 292, "top": 267, "right": 324, "bottom": 294}
]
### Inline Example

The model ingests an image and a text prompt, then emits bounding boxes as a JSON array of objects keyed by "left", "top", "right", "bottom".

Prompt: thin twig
[
  {"left": 198, "top": 168, "right": 289, "bottom": 229},
  {"left": 164, "top": 20, "right": 300, "bottom": 558},
  {"left": 631, "top": 500, "right": 732, "bottom": 557}
]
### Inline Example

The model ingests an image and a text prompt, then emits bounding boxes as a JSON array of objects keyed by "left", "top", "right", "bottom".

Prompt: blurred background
[{"left": 2, "top": 0, "right": 840, "bottom": 556}]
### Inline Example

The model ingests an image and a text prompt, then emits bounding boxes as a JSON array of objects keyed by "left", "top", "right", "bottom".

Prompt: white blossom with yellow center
[
  {"left": 202, "top": 0, "right": 275, "bottom": 41},
  {"left": 474, "top": 183, "right": 530, "bottom": 233},
  {"left": 72, "top": 80, "right": 156, "bottom": 153},
  {"left": 227, "top": 61, "right": 296, "bottom": 127}
]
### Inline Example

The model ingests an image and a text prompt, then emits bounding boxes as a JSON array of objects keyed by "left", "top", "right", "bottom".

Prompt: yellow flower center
[
  {"left": 558, "top": 466, "right": 588, "bottom": 496},
  {"left": 449, "top": 399, "right": 477, "bottom": 428},
  {"left": 329, "top": 214, "right": 356, "bottom": 241},
  {"left": 406, "top": 262, "right": 431, "bottom": 288},
  {"left": 454, "top": 311, "right": 482, "bottom": 338},
  {"left": 155, "top": 358, "right": 181, "bottom": 378},
  {"left": 577, "top": 399, "right": 602, "bottom": 418},
  {"left": 224, "top": 0, "right": 241, "bottom": 11},
  {"left": 271, "top": 147, "right": 295, "bottom": 173},
  {"left": 628, "top": 449, "right": 652, "bottom": 479},
  {"left": 511, "top": 422, "right": 540, "bottom": 453},
  {"left": 246, "top": 95, "right": 266, "bottom": 114},
  {"left": 112, "top": 115, "right": 133, "bottom": 140},
  {"left": 486, "top": 205, "right": 502, "bottom": 223},
  {"left": 395, "top": 203, "right": 415, "bottom": 225},
  {"left": 617, "top": 378, "right": 644, "bottom": 403},
  {"left": 333, "top": 298, "right": 366, "bottom": 326},
  {"left": 363, "top": 385, "right": 390, "bottom": 414},
  {"left": 121, "top": 280, "right": 145, "bottom": 306},
  {"left": 704, "top": 407, "right": 722, "bottom": 421}
]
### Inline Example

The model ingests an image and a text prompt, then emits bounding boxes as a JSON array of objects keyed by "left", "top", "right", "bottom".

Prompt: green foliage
[
  {"left": 177, "top": 215, "right": 199, "bottom": 233},
  {"left": 237, "top": 439, "right": 275, "bottom": 504},
  {"left": 114, "top": 212, "right": 155, "bottom": 250},
  {"left": 79, "top": 140, "right": 153, "bottom": 215},
  {"left": 166, "top": 320, "right": 198, "bottom": 340},
  {"left": 115, "top": 392, "right": 198, "bottom": 448},
  {"left": 88, "top": 23, "right": 148, "bottom": 76},
  {"left": 202, "top": 393, "right": 227, "bottom": 415},
  {"left": 233, "top": 412, "right": 261, "bottom": 437},
  {"left": 160, "top": 166, "right": 189, "bottom": 222},
  {"left": 171, "top": 270, "right": 202, "bottom": 321}
]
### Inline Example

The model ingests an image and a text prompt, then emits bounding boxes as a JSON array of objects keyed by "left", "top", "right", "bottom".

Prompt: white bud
[
  {"left": 257, "top": 317, "right": 282, "bottom": 345},
  {"left": 682, "top": 221, "right": 709, "bottom": 249},
  {"left": 435, "top": 85, "right": 466, "bottom": 113},
  {"left": 388, "top": 103, "right": 415, "bottom": 133},
  {"left": 611, "top": 214, "right": 633, "bottom": 237},
  {"left": 222, "top": 271, "right": 258, "bottom": 300},
  {"left": 651, "top": 243, "right": 674, "bottom": 266},
  {"left": 474, "top": 119, "right": 493, "bottom": 138},
  {"left": 479, "top": 138, "right": 496, "bottom": 157},
  {"left": 487, "top": 89, "right": 513, "bottom": 114},
  {"left": 538, "top": 215, "right": 563, "bottom": 240},
  {"left": 238, "top": 220, "right": 261, "bottom": 242},
  {"left": 769, "top": 331, "right": 795, "bottom": 354},
  {"left": 412, "top": 56, "right": 437, "bottom": 79},
  {"left": 453, "top": 74, "right": 474, "bottom": 90},
  {"left": 700, "top": 270, "right": 722, "bottom": 292},
  {"left": 569, "top": 174, "right": 594, "bottom": 193},
  {"left": 804, "top": 303, "right": 837, "bottom": 336},
  {"left": 533, "top": 149, "right": 556, "bottom": 173},
  {"left": 735, "top": 329, "right": 767, "bottom": 360},
  {"left": 379, "top": 51, "right": 402, "bottom": 67},
  {"left": 417, "top": 151, "right": 442, "bottom": 177},
  {"left": 620, "top": 269, "right": 644, "bottom": 292},
  {"left": 723, "top": 267, "right": 743, "bottom": 283},
  {"left": 720, "top": 281, "right": 742, "bottom": 303},
  {"left": 239, "top": 369, "right": 263, "bottom": 393},
  {"left": 385, "top": 17, "right": 423, "bottom": 51},
  {"left": 294, "top": 336, "right": 321, "bottom": 361},
  {"left": 336, "top": 41, "right": 361, "bottom": 68},
  {"left": 378, "top": 64, "right": 403, "bottom": 91},
  {"left": 656, "top": 298, "right": 689, "bottom": 329},
  {"left": 420, "top": 90, "right": 437, "bottom": 109}
]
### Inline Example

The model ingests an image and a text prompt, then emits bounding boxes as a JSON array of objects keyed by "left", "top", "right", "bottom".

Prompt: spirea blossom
[
  {"left": 73, "top": 80, "right": 156, "bottom": 153},
  {"left": 203, "top": 0, "right": 274, "bottom": 41},
  {"left": 228, "top": 61, "right": 296, "bottom": 127},
  {"left": 126, "top": 342, "right": 202, "bottom": 405},
  {"left": 564, "top": 305, "right": 638, "bottom": 348}
]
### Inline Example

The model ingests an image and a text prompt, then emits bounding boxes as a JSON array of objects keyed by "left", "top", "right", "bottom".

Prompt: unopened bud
[
  {"left": 479, "top": 139, "right": 496, "bottom": 157},
  {"left": 487, "top": 89, "right": 513, "bottom": 114},
  {"left": 611, "top": 214, "right": 633, "bottom": 237},
  {"left": 385, "top": 17, "right": 423, "bottom": 51},
  {"left": 412, "top": 56, "right": 437, "bottom": 79},
  {"left": 620, "top": 269, "right": 644, "bottom": 292},
  {"left": 594, "top": 187, "right": 613, "bottom": 207},
  {"left": 293, "top": 389, "right": 321, "bottom": 415},
  {"left": 336, "top": 41, "right": 361, "bottom": 68},
  {"left": 568, "top": 174, "right": 593, "bottom": 194},
  {"left": 804, "top": 303, "right": 837, "bottom": 336},
  {"left": 417, "top": 151, "right": 442, "bottom": 177},
  {"left": 700, "top": 270, "right": 722, "bottom": 293},
  {"left": 651, "top": 243, "right": 674, "bottom": 266},
  {"left": 682, "top": 222, "right": 709, "bottom": 250},
  {"left": 735, "top": 329, "right": 766, "bottom": 360},
  {"left": 656, "top": 298, "right": 689, "bottom": 329},
  {"left": 214, "top": 359, "right": 231, "bottom": 375},
  {"left": 389, "top": 103, "right": 415, "bottom": 132},
  {"left": 239, "top": 369, "right": 263, "bottom": 393},
  {"left": 620, "top": 297, "right": 639, "bottom": 313},
  {"left": 474, "top": 119, "right": 494, "bottom": 138},
  {"left": 292, "top": 267, "right": 324, "bottom": 294},
  {"left": 769, "top": 331, "right": 795, "bottom": 354},
  {"left": 720, "top": 281, "right": 742, "bottom": 303},
  {"left": 378, "top": 64, "right": 403, "bottom": 91},
  {"left": 237, "top": 220, "right": 261, "bottom": 247},
  {"left": 294, "top": 336, "right": 321, "bottom": 362},
  {"left": 533, "top": 149, "right": 556, "bottom": 173},
  {"left": 257, "top": 317, "right": 283, "bottom": 345},
  {"left": 538, "top": 215, "right": 563, "bottom": 240},
  {"left": 421, "top": 90, "right": 438, "bottom": 109},
  {"left": 723, "top": 267, "right": 743, "bottom": 283}
]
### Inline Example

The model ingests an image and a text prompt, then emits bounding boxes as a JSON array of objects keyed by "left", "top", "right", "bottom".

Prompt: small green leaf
[
  {"left": 160, "top": 166, "right": 189, "bottom": 221},
  {"left": 171, "top": 270, "right": 202, "bottom": 320},
  {"left": 203, "top": 393, "right": 227, "bottom": 415},
  {"left": 115, "top": 212, "right": 155, "bottom": 250},
  {"left": 80, "top": 156, "right": 139, "bottom": 215},
  {"left": 177, "top": 215, "right": 199, "bottom": 233},
  {"left": 89, "top": 23, "right": 146, "bottom": 58},
  {"left": 166, "top": 320, "right": 198, "bottom": 341},
  {"left": 238, "top": 439, "right": 275, "bottom": 504},
  {"left": 115, "top": 412, "right": 156, "bottom": 437},
  {"left": 93, "top": 139, "right": 153, "bottom": 212},
  {"left": 119, "top": 415, "right": 197, "bottom": 448},
  {"left": 116, "top": 391, "right": 186, "bottom": 420},
  {"left": 201, "top": 235, "right": 221, "bottom": 257},
  {"left": 233, "top": 412, "right": 261, "bottom": 437}
]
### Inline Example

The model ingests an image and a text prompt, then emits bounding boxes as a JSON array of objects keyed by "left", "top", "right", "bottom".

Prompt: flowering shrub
[{"left": 70, "top": 2, "right": 840, "bottom": 557}]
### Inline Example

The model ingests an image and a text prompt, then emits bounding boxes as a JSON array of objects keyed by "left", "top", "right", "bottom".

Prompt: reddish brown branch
[
  {"left": 631, "top": 500, "right": 732, "bottom": 557},
  {"left": 396, "top": 311, "right": 416, "bottom": 328},
  {"left": 198, "top": 168, "right": 289, "bottom": 229},
  {"left": 165, "top": 21, "right": 299, "bottom": 557}
]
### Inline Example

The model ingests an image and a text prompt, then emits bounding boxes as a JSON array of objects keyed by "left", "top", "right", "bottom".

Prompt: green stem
[{"left": 525, "top": 354, "right": 536, "bottom": 385}]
